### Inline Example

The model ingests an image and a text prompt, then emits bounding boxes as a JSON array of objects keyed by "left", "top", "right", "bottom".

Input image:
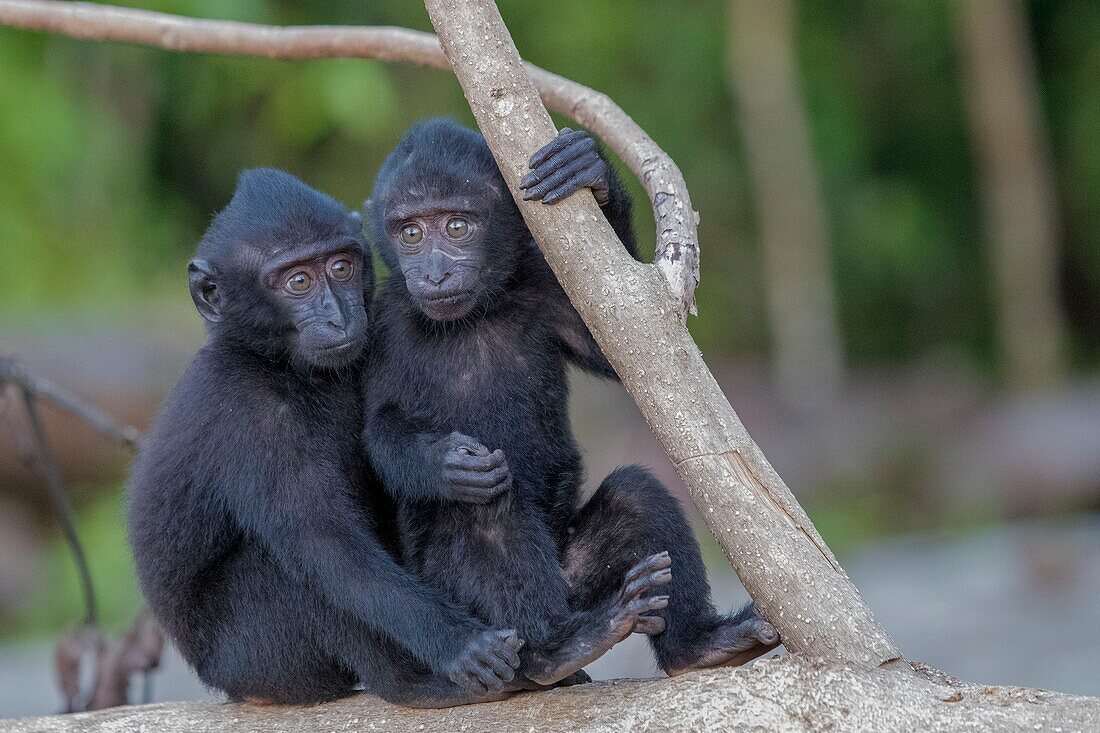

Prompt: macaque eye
[
  {"left": 285, "top": 271, "right": 313, "bottom": 293},
  {"left": 400, "top": 224, "right": 423, "bottom": 245},
  {"left": 445, "top": 217, "right": 470, "bottom": 239},
  {"left": 329, "top": 259, "right": 353, "bottom": 281}
]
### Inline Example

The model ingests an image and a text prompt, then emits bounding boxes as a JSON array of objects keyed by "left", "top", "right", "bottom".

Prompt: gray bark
[
  {"left": 422, "top": 0, "right": 900, "bottom": 667},
  {"left": 6, "top": 657, "right": 1099, "bottom": 733}
]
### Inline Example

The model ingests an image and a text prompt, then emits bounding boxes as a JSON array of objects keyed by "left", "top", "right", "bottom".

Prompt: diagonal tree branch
[
  {"left": 0, "top": 0, "right": 698, "bottom": 319},
  {"left": 1, "top": 0, "right": 897, "bottom": 669},
  {"left": 422, "top": 0, "right": 903, "bottom": 668}
]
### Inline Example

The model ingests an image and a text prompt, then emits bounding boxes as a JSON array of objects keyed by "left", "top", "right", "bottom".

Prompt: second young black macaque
[
  {"left": 363, "top": 119, "right": 780, "bottom": 680},
  {"left": 128, "top": 168, "right": 534, "bottom": 708}
]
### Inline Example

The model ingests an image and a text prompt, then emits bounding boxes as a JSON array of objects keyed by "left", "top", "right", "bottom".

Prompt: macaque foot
[
  {"left": 445, "top": 629, "right": 524, "bottom": 696},
  {"left": 556, "top": 669, "right": 592, "bottom": 687},
  {"left": 609, "top": 551, "right": 674, "bottom": 640},
  {"left": 395, "top": 686, "right": 521, "bottom": 710},
  {"left": 665, "top": 605, "right": 780, "bottom": 677},
  {"left": 519, "top": 128, "right": 610, "bottom": 206},
  {"left": 526, "top": 552, "right": 673, "bottom": 686}
]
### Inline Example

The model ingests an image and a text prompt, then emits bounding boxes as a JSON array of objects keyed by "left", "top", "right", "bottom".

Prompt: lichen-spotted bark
[{"left": 423, "top": 0, "right": 902, "bottom": 668}]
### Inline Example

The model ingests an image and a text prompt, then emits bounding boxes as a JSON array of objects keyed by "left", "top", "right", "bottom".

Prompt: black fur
[
  {"left": 128, "top": 168, "right": 524, "bottom": 707},
  {"left": 364, "top": 120, "right": 776, "bottom": 676}
]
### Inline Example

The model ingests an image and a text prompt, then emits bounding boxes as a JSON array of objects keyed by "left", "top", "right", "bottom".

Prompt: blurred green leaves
[{"left": 0, "top": 0, "right": 1095, "bottom": 366}]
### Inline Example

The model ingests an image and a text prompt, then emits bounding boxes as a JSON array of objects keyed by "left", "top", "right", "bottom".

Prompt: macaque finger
[
  {"left": 448, "top": 466, "right": 512, "bottom": 490},
  {"left": 622, "top": 552, "right": 672, "bottom": 586},
  {"left": 504, "top": 632, "right": 525, "bottom": 653},
  {"left": 523, "top": 153, "right": 601, "bottom": 201},
  {"left": 465, "top": 676, "right": 492, "bottom": 697},
  {"left": 444, "top": 449, "right": 506, "bottom": 472},
  {"left": 451, "top": 665, "right": 488, "bottom": 697},
  {"left": 473, "top": 661, "right": 506, "bottom": 693},
  {"left": 491, "top": 633, "right": 523, "bottom": 669},
  {"left": 479, "top": 649, "right": 516, "bottom": 683},
  {"left": 452, "top": 485, "right": 507, "bottom": 504},
  {"left": 628, "top": 595, "right": 670, "bottom": 615},
  {"left": 446, "top": 432, "right": 490, "bottom": 456},
  {"left": 537, "top": 161, "right": 606, "bottom": 205},
  {"left": 520, "top": 136, "right": 597, "bottom": 188},
  {"left": 527, "top": 128, "right": 583, "bottom": 168}
]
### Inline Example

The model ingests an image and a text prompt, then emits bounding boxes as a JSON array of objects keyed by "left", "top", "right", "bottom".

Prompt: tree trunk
[
  {"left": 955, "top": 0, "right": 1068, "bottom": 392},
  {"left": 422, "top": 0, "right": 901, "bottom": 668},
  {"left": 726, "top": 0, "right": 845, "bottom": 405}
]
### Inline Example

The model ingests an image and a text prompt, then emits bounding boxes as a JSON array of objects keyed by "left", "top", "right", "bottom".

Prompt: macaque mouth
[
  {"left": 423, "top": 290, "right": 473, "bottom": 307},
  {"left": 319, "top": 337, "right": 357, "bottom": 352}
]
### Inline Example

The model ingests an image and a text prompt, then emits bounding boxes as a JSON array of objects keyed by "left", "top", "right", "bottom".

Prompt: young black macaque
[
  {"left": 128, "top": 168, "right": 529, "bottom": 708},
  {"left": 364, "top": 119, "right": 779, "bottom": 681}
]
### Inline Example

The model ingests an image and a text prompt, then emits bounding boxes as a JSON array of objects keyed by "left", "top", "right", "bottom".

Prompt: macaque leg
[
  {"left": 522, "top": 552, "right": 673, "bottom": 686},
  {"left": 563, "top": 466, "right": 780, "bottom": 676},
  {"left": 414, "top": 496, "right": 663, "bottom": 688}
]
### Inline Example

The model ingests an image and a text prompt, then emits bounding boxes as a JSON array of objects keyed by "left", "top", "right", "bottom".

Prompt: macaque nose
[{"left": 426, "top": 270, "right": 452, "bottom": 286}]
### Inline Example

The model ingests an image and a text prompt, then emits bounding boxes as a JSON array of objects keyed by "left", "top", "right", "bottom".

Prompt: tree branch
[
  {"left": 1, "top": 352, "right": 141, "bottom": 637},
  {"left": 423, "top": 0, "right": 902, "bottom": 667},
  {"left": 7, "top": 657, "right": 1100, "bottom": 733},
  {"left": 0, "top": 0, "right": 896, "bottom": 667},
  {"left": 0, "top": 0, "right": 698, "bottom": 318}
]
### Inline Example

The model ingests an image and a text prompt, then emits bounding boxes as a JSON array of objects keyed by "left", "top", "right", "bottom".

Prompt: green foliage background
[
  {"left": 1, "top": 0, "right": 1096, "bottom": 369},
  {"left": 0, "top": 0, "right": 1098, "bottom": 643}
]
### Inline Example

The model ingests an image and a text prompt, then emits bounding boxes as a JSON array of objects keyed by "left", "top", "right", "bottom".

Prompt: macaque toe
[
  {"left": 623, "top": 552, "right": 672, "bottom": 586},
  {"left": 632, "top": 615, "right": 667, "bottom": 636},
  {"left": 556, "top": 669, "right": 592, "bottom": 687}
]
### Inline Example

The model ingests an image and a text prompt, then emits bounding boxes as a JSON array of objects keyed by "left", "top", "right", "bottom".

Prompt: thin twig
[
  {"left": 0, "top": 355, "right": 140, "bottom": 449},
  {"left": 0, "top": 355, "right": 157, "bottom": 709},
  {"left": 0, "top": 353, "right": 142, "bottom": 628},
  {"left": 18, "top": 386, "right": 99, "bottom": 626}
]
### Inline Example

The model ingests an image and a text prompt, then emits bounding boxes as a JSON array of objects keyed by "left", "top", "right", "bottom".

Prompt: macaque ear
[{"left": 187, "top": 259, "right": 223, "bottom": 324}]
